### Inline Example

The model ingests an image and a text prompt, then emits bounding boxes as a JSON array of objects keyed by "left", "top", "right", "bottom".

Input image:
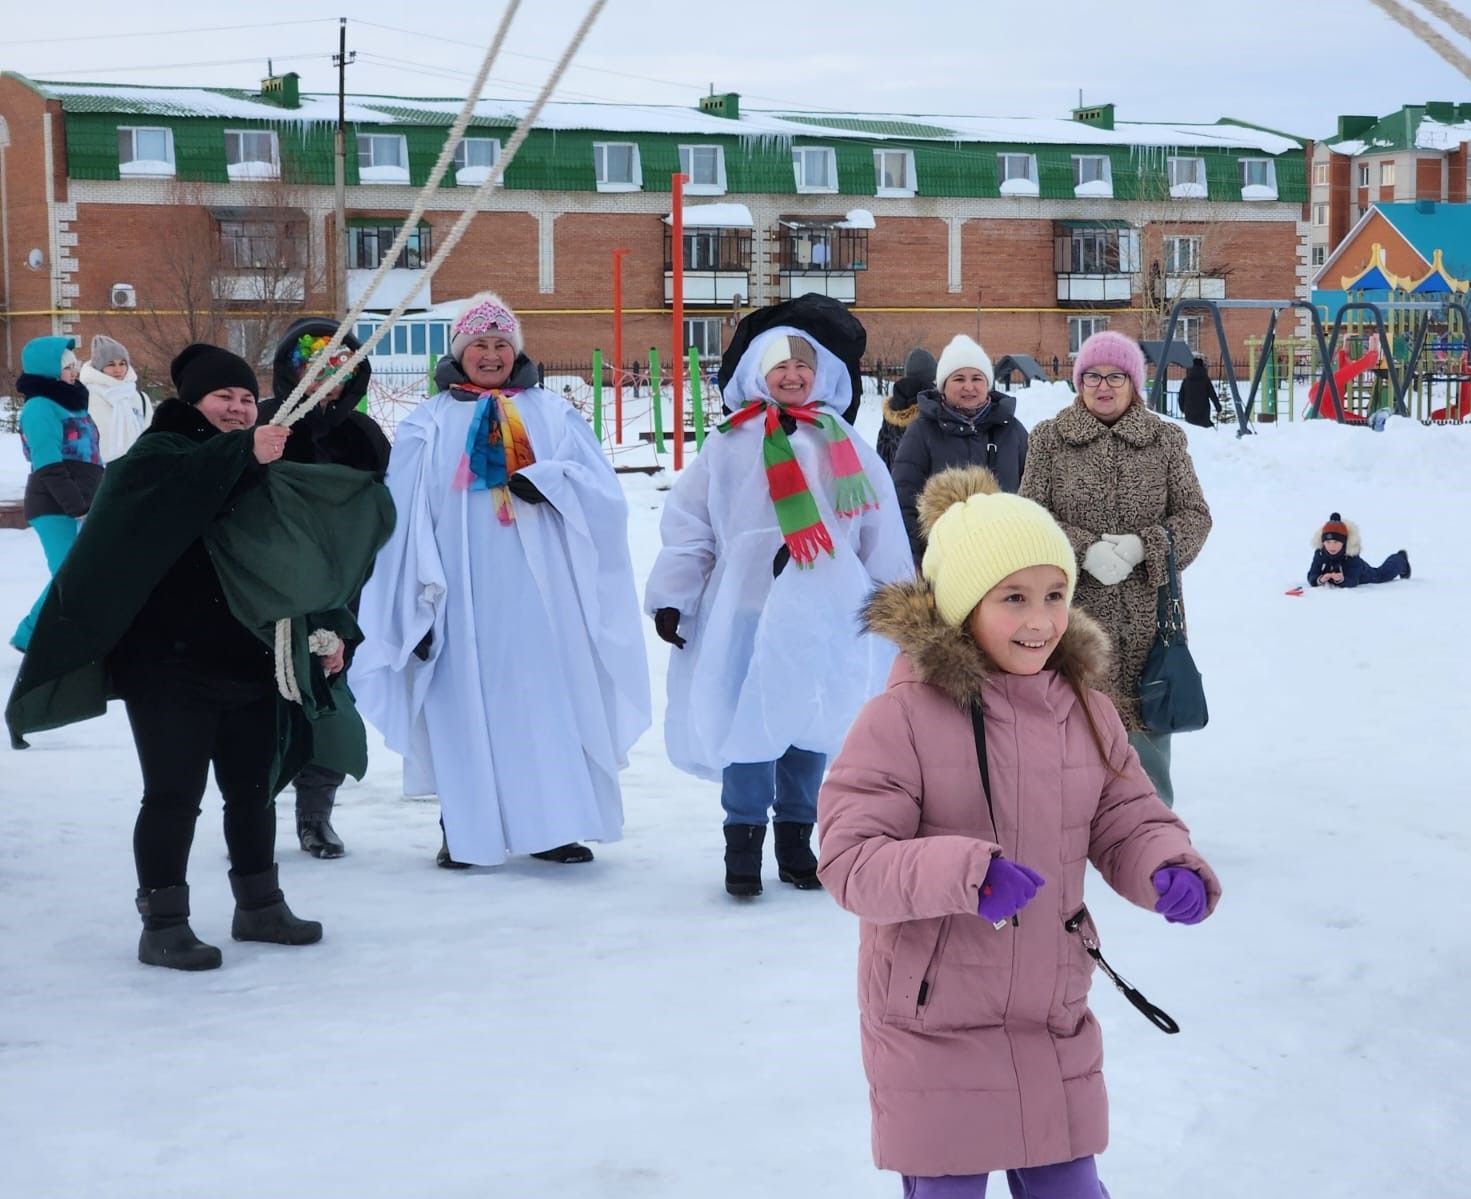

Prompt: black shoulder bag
[{"left": 1137, "top": 530, "right": 1209, "bottom": 734}]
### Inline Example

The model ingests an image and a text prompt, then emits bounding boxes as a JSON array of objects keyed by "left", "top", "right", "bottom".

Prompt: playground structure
[{"left": 1152, "top": 296, "right": 1471, "bottom": 433}]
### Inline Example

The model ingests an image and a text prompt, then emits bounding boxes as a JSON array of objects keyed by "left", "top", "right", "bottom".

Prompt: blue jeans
[
  {"left": 903, "top": 1155, "right": 1109, "bottom": 1198},
  {"left": 720, "top": 747, "right": 825, "bottom": 826},
  {"left": 1128, "top": 728, "right": 1173, "bottom": 808},
  {"left": 11, "top": 514, "right": 80, "bottom": 651}
]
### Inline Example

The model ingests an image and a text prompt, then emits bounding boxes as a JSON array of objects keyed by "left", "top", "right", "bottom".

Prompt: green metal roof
[
  {"left": 1056, "top": 218, "right": 1131, "bottom": 228},
  {"left": 778, "top": 115, "right": 962, "bottom": 138}
]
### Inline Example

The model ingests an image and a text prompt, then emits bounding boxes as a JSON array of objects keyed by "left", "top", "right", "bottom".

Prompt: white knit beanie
[{"left": 934, "top": 334, "right": 994, "bottom": 391}]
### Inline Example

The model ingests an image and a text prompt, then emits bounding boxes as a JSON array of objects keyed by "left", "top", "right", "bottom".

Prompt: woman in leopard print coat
[{"left": 1020, "top": 331, "right": 1211, "bottom": 806}]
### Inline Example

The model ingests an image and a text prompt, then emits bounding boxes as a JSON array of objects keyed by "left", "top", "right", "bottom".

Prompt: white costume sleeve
[
  {"left": 643, "top": 449, "right": 716, "bottom": 618},
  {"left": 348, "top": 407, "right": 448, "bottom": 755}
]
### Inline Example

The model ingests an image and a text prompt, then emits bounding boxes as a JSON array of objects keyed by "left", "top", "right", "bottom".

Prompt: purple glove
[
  {"left": 1152, "top": 867, "right": 1208, "bottom": 925},
  {"left": 977, "top": 858, "right": 1045, "bottom": 924}
]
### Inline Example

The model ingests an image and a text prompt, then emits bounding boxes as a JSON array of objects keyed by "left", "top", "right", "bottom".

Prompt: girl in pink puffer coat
[{"left": 817, "top": 466, "right": 1221, "bottom": 1199}]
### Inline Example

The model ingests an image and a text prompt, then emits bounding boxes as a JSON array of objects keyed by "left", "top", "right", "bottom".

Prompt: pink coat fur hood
[{"left": 817, "top": 577, "right": 1221, "bottom": 1177}]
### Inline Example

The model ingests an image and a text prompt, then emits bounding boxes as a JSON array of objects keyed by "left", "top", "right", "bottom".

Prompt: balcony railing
[
  {"left": 1163, "top": 275, "right": 1227, "bottom": 300},
  {"left": 1056, "top": 274, "right": 1131, "bottom": 305}
]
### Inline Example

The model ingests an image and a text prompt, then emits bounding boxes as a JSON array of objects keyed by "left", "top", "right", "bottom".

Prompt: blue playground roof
[{"left": 1377, "top": 203, "right": 1471, "bottom": 280}]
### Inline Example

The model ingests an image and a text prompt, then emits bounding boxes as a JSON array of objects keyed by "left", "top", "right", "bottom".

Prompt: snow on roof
[
  {"left": 1415, "top": 118, "right": 1471, "bottom": 150},
  {"left": 663, "top": 203, "right": 755, "bottom": 228},
  {"left": 23, "top": 79, "right": 1302, "bottom": 153}
]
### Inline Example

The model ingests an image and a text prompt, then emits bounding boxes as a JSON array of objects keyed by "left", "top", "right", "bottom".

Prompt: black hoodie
[{"left": 255, "top": 318, "right": 391, "bottom": 480}]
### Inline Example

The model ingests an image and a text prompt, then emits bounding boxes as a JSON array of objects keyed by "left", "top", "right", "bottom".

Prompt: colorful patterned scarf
[
  {"left": 452, "top": 386, "right": 535, "bottom": 525},
  {"left": 718, "top": 400, "right": 877, "bottom": 567}
]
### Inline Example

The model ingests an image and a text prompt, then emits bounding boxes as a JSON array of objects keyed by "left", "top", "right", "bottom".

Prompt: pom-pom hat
[
  {"left": 1321, "top": 513, "right": 1349, "bottom": 542},
  {"left": 920, "top": 466, "right": 1078, "bottom": 627}
]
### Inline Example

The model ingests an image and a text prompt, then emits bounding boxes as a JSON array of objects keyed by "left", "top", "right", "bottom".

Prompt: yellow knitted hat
[{"left": 919, "top": 467, "right": 1077, "bottom": 626}]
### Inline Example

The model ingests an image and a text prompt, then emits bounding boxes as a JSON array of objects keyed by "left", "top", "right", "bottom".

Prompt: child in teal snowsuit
[{"left": 11, "top": 336, "right": 103, "bottom": 652}]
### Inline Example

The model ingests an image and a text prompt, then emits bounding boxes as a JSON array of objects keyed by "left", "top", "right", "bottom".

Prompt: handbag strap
[
  {"left": 969, "top": 701, "right": 1018, "bottom": 929},
  {"left": 1156, "top": 529, "right": 1186, "bottom": 640}
]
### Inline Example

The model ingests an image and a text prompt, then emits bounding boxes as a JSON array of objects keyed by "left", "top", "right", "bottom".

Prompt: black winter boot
[
  {"left": 136, "top": 885, "right": 222, "bottom": 971},
  {"left": 1399, "top": 550, "right": 1412, "bottom": 579},
  {"left": 229, "top": 865, "right": 322, "bottom": 945},
  {"left": 297, "top": 815, "right": 346, "bottom": 859},
  {"left": 723, "top": 824, "right": 766, "bottom": 898},
  {"left": 773, "top": 822, "right": 822, "bottom": 890}
]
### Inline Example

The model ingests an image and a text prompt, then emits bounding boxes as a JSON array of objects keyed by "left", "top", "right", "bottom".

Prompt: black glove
[
  {"left": 507, "top": 473, "right": 548, "bottom": 505},
  {"left": 773, "top": 545, "right": 791, "bottom": 578},
  {"left": 412, "top": 630, "right": 432, "bottom": 662},
  {"left": 653, "top": 608, "right": 686, "bottom": 649}
]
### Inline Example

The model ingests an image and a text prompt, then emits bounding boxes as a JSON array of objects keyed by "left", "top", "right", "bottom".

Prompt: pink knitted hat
[
  {"left": 1072, "top": 330, "right": 1146, "bottom": 397},
  {"left": 451, "top": 291, "right": 523, "bottom": 359}
]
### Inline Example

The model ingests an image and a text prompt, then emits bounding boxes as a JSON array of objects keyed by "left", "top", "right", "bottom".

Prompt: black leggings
[{"left": 125, "top": 684, "right": 278, "bottom": 890}]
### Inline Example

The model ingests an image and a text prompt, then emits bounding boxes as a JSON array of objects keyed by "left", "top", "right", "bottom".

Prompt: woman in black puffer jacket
[
  {"left": 875, "top": 346, "right": 935, "bottom": 469},
  {"left": 891, "top": 334, "right": 1029, "bottom": 562}
]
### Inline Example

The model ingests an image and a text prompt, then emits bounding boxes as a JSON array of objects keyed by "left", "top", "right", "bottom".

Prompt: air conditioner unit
[{"left": 110, "top": 283, "right": 137, "bottom": 309}]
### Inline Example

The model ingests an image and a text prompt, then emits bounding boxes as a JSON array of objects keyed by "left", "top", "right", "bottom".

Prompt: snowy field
[{"left": 1, "top": 387, "right": 1469, "bottom": 1198}]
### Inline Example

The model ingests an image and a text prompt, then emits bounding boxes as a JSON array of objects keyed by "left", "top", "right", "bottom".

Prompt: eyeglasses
[{"left": 1081, "top": 371, "right": 1130, "bottom": 389}]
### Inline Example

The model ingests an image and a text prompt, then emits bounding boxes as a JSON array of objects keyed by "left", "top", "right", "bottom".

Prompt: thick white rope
[
  {"left": 272, "top": 0, "right": 609, "bottom": 431},
  {"left": 270, "top": 0, "right": 608, "bottom": 702},
  {"left": 271, "top": 0, "right": 523, "bottom": 430},
  {"left": 1414, "top": 0, "right": 1471, "bottom": 45},
  {"left": 1366, "top": 0, "right": 1471, "bottom": 79}
]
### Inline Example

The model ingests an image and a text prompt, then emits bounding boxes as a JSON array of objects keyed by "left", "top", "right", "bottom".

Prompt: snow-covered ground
[{"left": 2, "top": 389, "right": 1469, "bottom": 1198}]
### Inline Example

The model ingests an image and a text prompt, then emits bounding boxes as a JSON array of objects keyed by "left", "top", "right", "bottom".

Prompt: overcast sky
[{"left": 5, "top": 0, "right": 1470, "bottom": 140}]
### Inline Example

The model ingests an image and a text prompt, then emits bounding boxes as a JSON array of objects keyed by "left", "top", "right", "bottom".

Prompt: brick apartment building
[
  {"left": 1306, "top": 101, "right": 1471, "bottom": 272},
  {"left": 0, "top": 71, "right": 1309, "bottom": 388}
]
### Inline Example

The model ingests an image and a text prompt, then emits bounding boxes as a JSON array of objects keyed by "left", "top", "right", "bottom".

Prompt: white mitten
[
  {"left": 1082, "top": 540, "right": 1132, "bottom": 585},
  {"left": 1102, "top": 532, "right": 1145, "bottom": 567}
]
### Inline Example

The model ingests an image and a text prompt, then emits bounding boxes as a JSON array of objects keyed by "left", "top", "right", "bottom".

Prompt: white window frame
[
  {"left": 998, "top": 152, "right": 1039, "bottom": 197},
  {"left": 873, "top": 148, "right": 916, "bottom": 197},
  {"left": 1068, "top": 315, "right": 1109, "bottom": 356},
  {"left": 454, "top": 136, "right": 502, "bottom": 186},
  {"left": 792, "top": 146, "right": 838, "bottom": 194},
  {"left": 1380, "top": 160, "right": 1396, "bottom": 188},
  {"left": 1313, "top": 162, "right": 1330, "bottom": 186},
  {"left": 1167, "top": 156, "right": 1206, "bottom": 198},
  {"left": 1313, "top": 203, "right": 1329, "bottom": 227},
  {"left": 1178, "top": 315, "right": 1203, "bottom": 354},
  {"left": 1357, "top": 163, "right": 1370, "bottom": 187},
  {"left": 224, "top": 129, "right": 280, "bottom": 180},
  {"left": 683, "top": 317, "right": 724, "bottom": 359},
  {"left": 117, "top": 125, "right": 175, "bottom": 177},
  {"left": 1164, "top": 235, "right": 1201, "bottom": 275},
  {"left": 1072, "top": 154, "right": 1113, "bottom": 197},
  {"left": 594, "top": 142, "right": 642, "bottom": 191},
  {"left": 1240, "top": 157, "right": 1277, "bottom": 198},
  {"left": 678, "top": 144, "right": 727, "bottom": 195},
  {"left": 356, "top": 133, "right": 410, "bottom": 184},
  {"left": 1311, "top": 243, "right": 1327, "bottom": 267}
]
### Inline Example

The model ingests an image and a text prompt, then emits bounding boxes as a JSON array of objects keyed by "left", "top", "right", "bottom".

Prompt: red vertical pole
[
  {"left": 671, "top": 172, "right": 687, "bottom": 470},
  {"left": 612, "top": 247, "right": 627, "bottom": 444}
]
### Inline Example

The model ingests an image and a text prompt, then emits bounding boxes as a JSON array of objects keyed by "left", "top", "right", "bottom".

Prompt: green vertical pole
[
  {"left": 592, "top": 348, "right": 603, "bottom": 442},
  {"left": 649, "top": 348, "right": 664, "bottom": 454},
  {"left": 688, "top": 346, "right": 704, "bottom": 450},
  {"left": 426, "top": 352, "right": 439, "bottom": 396}
]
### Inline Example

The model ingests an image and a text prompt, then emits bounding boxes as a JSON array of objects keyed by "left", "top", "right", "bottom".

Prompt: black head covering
[
  {"left": 170, "top": 343, "right": 259, "bottom": 406},
  {"left": 718, "top": 293, "right": 866, "bottom": 423}
]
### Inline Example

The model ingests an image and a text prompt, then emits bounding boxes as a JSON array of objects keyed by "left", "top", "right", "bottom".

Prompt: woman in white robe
[
  {"left": 82, "top": 335, "right": 150, "bottom": 463},
  {"left": 352, "top": 292, "right": 650, "bottom": 868},
  {"left": 645, "top": 299, "right": 912, "bottom": 897}
]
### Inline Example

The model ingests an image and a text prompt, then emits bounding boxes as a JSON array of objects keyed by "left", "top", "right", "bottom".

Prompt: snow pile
[{"left": 1, "top": 411, "right": 1468, "bottom": 1198}]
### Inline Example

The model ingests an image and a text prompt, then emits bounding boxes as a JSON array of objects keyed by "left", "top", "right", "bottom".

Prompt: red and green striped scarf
[{"left": 718, "top": 400, "right": 878, "bottom": 567}]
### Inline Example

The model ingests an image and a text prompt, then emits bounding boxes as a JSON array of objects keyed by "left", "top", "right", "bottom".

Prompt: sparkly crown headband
[{"left": 453, "top": 299, "right": 520, "bottom": 340}]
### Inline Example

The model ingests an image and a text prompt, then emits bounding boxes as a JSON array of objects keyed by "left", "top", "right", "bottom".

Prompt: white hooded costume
[
  {"left": 352, "top": 326, "right": 651, "bottom": 866},
  {"left": 644, "top": 325, "right": 913, "bottom": 781}
]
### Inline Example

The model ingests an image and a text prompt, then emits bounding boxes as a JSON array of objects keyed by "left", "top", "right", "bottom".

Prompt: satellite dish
[{"left": 25, "top": 248, "right": 44, "bottom": 271}]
